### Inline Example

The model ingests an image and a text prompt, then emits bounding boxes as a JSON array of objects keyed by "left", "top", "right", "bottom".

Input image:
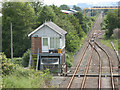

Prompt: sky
[{"left": 43, "top": 0, "right": 119, "bottom": 6}]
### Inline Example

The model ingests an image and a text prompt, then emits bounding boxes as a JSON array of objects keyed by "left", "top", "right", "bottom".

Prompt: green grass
[
  {"left": 2, "top": 52, "right": 53, "bottom": 88},
  {"left": 101, "top": 36, "right": 118, "bottom": 51},
  {"left": 65, "top": 51, "right": 74, "bottom": 67},
  {"left": 2, "top": 65, "right": 52, "bottom": 88}
]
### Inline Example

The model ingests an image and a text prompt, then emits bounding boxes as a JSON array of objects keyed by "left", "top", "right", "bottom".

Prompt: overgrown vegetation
[
  {"left": 22, "top": 49, "right": 31, "bottom": 67},
  {"left": 65, "top": 52, "right": 74, "bottom": 67},
  {"left": 101, "top": 9, "right": 120, "bottom": 53},
  {"left": 2, "top": 53, "right": 52, "bottom": 88},
  {"left": 101, "top": 15, "right": 107, "bottom": 30},
  {"left": 101, "top": 9, "right": 120, "bottom": 38},
  {"left": 3, "top": 68, "right": 52, "bottom": 88},
  {"left": 101, "top": 36, "right": 118, "bottom": 51}
]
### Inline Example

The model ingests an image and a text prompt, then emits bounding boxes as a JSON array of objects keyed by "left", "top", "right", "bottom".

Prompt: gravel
[{"left": 51, "top": 14, "right": 119, "bottom": 89}]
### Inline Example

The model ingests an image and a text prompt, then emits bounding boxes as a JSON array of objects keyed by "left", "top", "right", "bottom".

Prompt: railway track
[
  {"left": 95, "top": 42, "right": 115, "bottom": 89},
  {"left": 66, "top": 13, "right": 116, "bottom": 89}
]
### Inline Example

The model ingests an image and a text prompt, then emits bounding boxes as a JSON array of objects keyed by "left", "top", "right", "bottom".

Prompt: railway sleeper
[{"left": 62, "top": 74, "right": 120, "bottom": 77}]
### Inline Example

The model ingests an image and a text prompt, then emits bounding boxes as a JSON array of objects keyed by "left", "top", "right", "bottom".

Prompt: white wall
[
  {"left": 32, "top": 25, "right": 60, "bottom": 37},
  {"left": 61, "top": 35, "right": 65, "bottom": 49}
]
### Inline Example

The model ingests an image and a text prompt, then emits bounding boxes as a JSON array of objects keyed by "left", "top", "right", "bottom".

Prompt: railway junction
[{"left": 52, "top": 13, "right": 119, "bottom": 89}]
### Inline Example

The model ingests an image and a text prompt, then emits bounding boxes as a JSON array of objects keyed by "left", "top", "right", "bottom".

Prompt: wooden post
[{"left": 10, "top": 23, "right": 13, "bottom": 62}]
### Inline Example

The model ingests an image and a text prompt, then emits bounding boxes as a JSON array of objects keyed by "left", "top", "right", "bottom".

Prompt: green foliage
[
  {"left": 2, "top": 63, "right": 16, "bottom": 75},
  {"left": 22, "top": 49, "right": 30, "bottom": 67},
  {"left": 2, "top": 53, "right": 52, "bottom": 88},
  {"left": 68, "top": 15, "right": 85, "bottom": 38},
  {"left": 66, "top": 32, "right": 80, "bottom": 52},
  {"left": 72, "top": 5, "right": 82, "bottom": 11},
  {"left": 59, "top": 4, "right": 70, "bottom": 10},
  {"left": 3, "top": 66, "right": 52, "bottom": 88},
  {"left": 101, "top": 36, "right": 118, "bottom": 51},
  {"left": 2, "top": 2, "right": 36, "bottom": 57},
  {"left": 101, "top": 16, "right": 107, "bottom": 30},
  {"left": 2, "top": 53, "right": 17, "bottom": 75},
  {"left": 38, "top": 5, "right": 56, "bottom": 25},
  {"left": 30, "top": 2, "right": 43, "bottom": 16},
  {"left": 73, "top": 12, "right": 94, "bottom": 33},
  {"left": 65, "top": 52, "right": 73, "bottom": 67},
  {"left": 12, "top": 57, "right": 22, "bottom": 65},
  {"left": 104, "top": 9, "right": 120, "bottom": 38},
  {"left": 66, "top": 60, "right": 72, "bottom": 67}
]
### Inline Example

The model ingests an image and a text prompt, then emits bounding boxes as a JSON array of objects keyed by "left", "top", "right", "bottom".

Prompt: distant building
[
  {"left": 68, "top": 9, "right": 78, "bottom": 13},
  {"left": 28, "top": 21, "right": 67, "bottom": 73},
  {"left": 61, "top": 9, "right": 78, "bottom": 14}
]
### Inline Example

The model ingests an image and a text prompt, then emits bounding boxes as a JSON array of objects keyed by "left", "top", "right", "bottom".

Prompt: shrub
[
  {"left": 66, "top": 60, "right": 72, "bottom": 67},
  {"left": 43, "top": 69, "right": 52, "bottom": 87},
  {"left": 3, "top": 66, "right": 52, "bottom": 88},
  {"left": 2, "top": 52, "right": 7, "bottom": 63},
  {"left": 65, "top": 52, "right": 73, "bottom": 67},
  {"left": 113, "top": 28, "right": 120, "bottom": 39},
  {"left": 12, "top": 58, "right": 22, "bottom": 65},
  {"left": 2, "top": 53, "right": 17, "bottom": 75},
  {"left": 22, "top": 49, "right": 31, "bottom": 67}
]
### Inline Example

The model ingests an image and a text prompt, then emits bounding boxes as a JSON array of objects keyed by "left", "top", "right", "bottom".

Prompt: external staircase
[{"left": 29, "top": 49, "right": 39, "bottom": 71}]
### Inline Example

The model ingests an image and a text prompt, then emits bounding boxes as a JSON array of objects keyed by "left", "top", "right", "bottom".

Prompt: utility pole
[{"left": 11, "top": 22, "right": 13, "bottom": 62}]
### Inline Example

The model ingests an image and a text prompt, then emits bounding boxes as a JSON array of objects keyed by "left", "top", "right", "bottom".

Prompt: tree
[
  {"left": 105, "top": 10, "right": 120, "bottom": 38},
  {"left": 59, "top": 4, "right": 70, "bottom": 10},
  {"left": 74, "top": 12, "right": 90, "bottom": 33},
  {"left": 68, "top": 15, "right": 85, "bottom": 38},
  {"left": 72, "top": 5, "right": 82, "bottom": 11},
  {"left": 38, "top": 5, "right": 56, "bottom": 25},
  {"left": 30, "top": 2, "right": 43, "bottom": 16},
  {"left": 2, "top": 2, "right": 36, "bottom": 57},
  {"left": 66, "top": 32, "right": 80, "bottom": 52}
]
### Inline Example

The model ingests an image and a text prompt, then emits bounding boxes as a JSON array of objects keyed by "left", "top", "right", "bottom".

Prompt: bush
[
  {"left": 65, "top": 52, "right": 73, "bottom": 67},
  {"left": 66, "top": 32, "right": 80, "bottom": 52},
  {"left": 2, "top": 53, "right": 17, "bottom": 75},
  {"left": 22, "top": 49, "right": 31, "bottom": 67},
  {"left": 113, "top": 28, "right": 120, "bottom": 39},
  {"left": 2, "top": 53, "right": 7, "bottom": 63},
  {"left": 66, "top": 60, "right": 72, "bottom": 67},
  {"left": 3, "top": 66, "right": 52, "bottom": 88},
  {"left": 13, "top": 57, "right": 22, "bottom": 65}
]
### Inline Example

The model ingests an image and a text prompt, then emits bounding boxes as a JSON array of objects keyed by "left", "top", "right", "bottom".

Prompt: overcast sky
[{"left": 44, "top": 0, "right": 119, "bottom": 6}]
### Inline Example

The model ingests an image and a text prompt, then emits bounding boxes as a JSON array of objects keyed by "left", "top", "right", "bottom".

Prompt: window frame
[
  {"left": 43, "top": 37, "right": 48, "bottom": 46},
  {"left": 50, "top": 37, "right": 60, "bottom": 49}
]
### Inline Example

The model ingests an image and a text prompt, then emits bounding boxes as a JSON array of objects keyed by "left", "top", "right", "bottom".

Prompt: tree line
[
  {"left": 102, "top": 9, "right": 120, "bottom": 38},
  {"left": 2, "top": 2, "right": 96, "bottom": 57}
]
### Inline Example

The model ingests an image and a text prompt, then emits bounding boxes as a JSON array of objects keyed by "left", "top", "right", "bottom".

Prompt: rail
[
  {"left": 67, "top": 43, "right": 89, "bottom": 89},
  {"left": 95, "top": 42, "right": 115, "bottom": 89},
  {"left": 66, "top": 13, "right": 115, "bottom": 89}
]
